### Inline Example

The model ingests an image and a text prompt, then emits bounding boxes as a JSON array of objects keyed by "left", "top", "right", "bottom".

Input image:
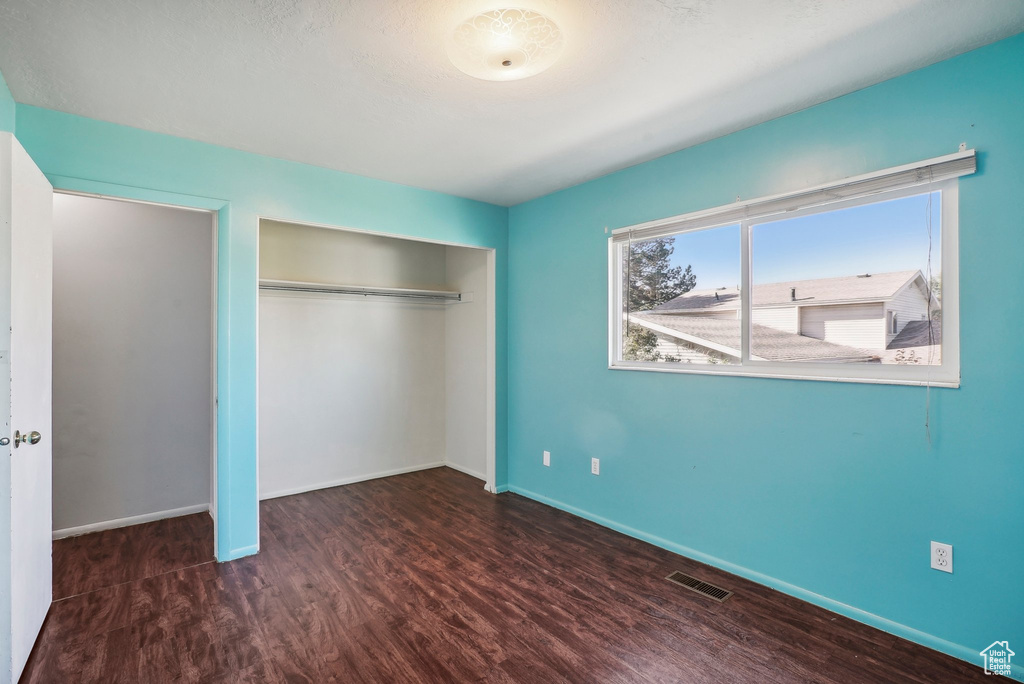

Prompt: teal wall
[
  {"left": 0, "top": 70, "right": 14, "bottom": 133},
  {"left": 14, "top": 105, "right": 509, "bottom": 561},
  {"left": 507, "top": 33, "right": 1024, "bottom": 676}
]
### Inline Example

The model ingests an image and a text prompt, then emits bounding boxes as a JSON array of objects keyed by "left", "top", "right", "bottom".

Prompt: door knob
[{"left": 12, "top": 430, "right": 41, "bottom": 448}]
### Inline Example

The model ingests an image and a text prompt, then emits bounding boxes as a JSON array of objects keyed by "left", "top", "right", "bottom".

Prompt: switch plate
[
  {"left": 591, "top": 458, "right": 600, "bottom": 475},
  {"left": 931, "top": 541, "right": 953, "bottom": 573},
  {"left": 543, "top": 450, "right": 550, "bottom": 467}
]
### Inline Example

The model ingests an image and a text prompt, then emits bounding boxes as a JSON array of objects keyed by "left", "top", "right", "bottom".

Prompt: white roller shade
[{"left": 611, "top": 150, "right": 975, "bottom": 243}]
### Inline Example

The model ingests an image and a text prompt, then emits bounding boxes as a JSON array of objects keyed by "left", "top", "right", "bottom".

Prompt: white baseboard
[
  {"left": 259, "top": 461, "right": 446, "bottom": 500},
  {"left": 442, "top": 461, "right": 486, "bottom": 481},
  {"left": 53, "top": 503, "right": 211, "bottom": 540}
]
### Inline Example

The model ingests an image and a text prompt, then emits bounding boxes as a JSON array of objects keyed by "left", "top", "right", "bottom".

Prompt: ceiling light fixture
[{"left": 446, "top": 8, "right": 564, "bottom": 81}]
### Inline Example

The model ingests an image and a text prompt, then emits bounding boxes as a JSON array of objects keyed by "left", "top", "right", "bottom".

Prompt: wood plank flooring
[{"left": 24, "top": 467, "right": 988, "bottom": 683}]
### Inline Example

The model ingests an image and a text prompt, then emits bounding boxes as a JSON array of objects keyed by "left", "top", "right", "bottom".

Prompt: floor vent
[{"left": 665, "top": 571, "right": 733, "bottom": 602}]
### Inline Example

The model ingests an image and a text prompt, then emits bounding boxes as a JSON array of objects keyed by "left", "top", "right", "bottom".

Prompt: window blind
[{"left": 611, "top": 150, "right": 975, "bottom": 243}]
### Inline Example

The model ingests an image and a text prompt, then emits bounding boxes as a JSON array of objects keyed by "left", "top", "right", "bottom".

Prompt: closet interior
[
  {"left": 258, "top": 219, "right": 494, "bottom": 500},
  {"left": 50, "top": 193, "right": 216, "bottom": 542}
]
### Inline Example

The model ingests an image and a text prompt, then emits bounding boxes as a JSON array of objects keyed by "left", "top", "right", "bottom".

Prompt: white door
[{"left": 0, "top": 132, "right": 53, "bottom": 684}]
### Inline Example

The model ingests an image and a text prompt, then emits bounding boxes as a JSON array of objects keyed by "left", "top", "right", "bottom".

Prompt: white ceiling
[{"left": 1, "top": 1, "right": 1022, "bottom": 206}]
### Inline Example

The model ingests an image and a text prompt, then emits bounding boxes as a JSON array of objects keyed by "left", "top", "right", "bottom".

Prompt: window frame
[{"left": 608, "top": 171, "right": 961, "bottom": 388}]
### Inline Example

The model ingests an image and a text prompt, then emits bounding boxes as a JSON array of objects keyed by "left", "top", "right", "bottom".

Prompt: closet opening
[
  {"left": 257, "top": 218, "right": 496, "bottom": 502},
  {"left": 50, "top": 192, "right": 217, "bottom": 557}
]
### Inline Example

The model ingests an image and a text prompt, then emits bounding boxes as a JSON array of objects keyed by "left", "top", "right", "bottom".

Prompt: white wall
[
  {"left": 259, "top": 221, "right": 458, "bottom": 498},
  {"left": 51, "top": 194, "right": 213, "bottom": 534},
  {"left": 444, "top": 246, "right": 489, "bottom": 480}
]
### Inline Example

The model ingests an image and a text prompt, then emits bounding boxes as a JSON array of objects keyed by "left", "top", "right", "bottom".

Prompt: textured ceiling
[{"left": 1, "top": 1, "right": 1022, "bottom": 206}]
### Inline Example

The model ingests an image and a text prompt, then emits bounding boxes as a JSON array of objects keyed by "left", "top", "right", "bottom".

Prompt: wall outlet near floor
[
  {"left": 931, "top": 541, "right": 953, "bottom": 573},
  {"left": 591, "top": 458, "right": 600, "bottom": 475},
  {"left": 543, "top": 450, "right": 550, "bottom": 467}
]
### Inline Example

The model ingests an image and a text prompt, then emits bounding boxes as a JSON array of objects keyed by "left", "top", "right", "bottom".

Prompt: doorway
[{"left": 50, "top": 192, "right": 217, "bottom": 550}]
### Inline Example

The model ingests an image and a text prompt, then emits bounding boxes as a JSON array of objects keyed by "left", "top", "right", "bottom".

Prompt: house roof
[
  {"left": 887, "top": 320, "right": 942, "bottom": 349},
  {"left": 651, "top": 270, "right": 923, "bottom": 313},
  {"left": 631, "top": 313, "right": 876, "bottom": 363}
]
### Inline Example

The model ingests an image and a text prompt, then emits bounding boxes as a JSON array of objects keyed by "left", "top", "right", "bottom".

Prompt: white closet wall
[
  {"left": 444, "top": 246, "right": 489, "bottom": 480},
  {"left": 51, "top": 194, "right": 214, "bottom": 535},
  {"left": 259, "top": 222, "right": 454, "bottom": 498},
  {"left": 258, "top": 220, "right": 450, "bottom": 289}
]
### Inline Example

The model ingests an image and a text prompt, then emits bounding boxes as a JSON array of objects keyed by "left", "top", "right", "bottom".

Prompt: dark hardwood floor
[{"left": 24, "top": 467, "right": 986, "bottom": 683}]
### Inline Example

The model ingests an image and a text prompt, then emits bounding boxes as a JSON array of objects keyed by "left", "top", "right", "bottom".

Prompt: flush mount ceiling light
[{"left": 446, "top": 8, "right": 564, "bottom": 81}]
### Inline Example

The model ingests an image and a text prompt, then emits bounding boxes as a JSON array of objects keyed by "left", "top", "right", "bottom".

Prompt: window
[
  {"left": 749, "top": 191, "right": 941, "bottom": 366},
  {"left": 620, "top": 224, "right": 739, "bottom": 365},
  {"left": 609, "top": 151, "right": 970, "bottom": 386}
]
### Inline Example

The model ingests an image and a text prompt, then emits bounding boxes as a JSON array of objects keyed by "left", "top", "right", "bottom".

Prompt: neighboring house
[{"left": 630, "top": 270, "right": 938, "bottom": 364}]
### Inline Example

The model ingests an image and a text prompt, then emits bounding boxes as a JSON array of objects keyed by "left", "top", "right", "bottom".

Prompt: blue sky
[{"left": 662, "top": 191, "right": 941, "bottom": 289}]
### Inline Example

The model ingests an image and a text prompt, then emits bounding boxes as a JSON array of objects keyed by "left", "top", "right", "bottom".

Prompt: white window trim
[{"left": 608, "top": 156, "right": 964, "bottom": 388}]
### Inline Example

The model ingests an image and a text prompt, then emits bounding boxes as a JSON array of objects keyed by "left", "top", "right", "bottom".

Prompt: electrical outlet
[
  {"left": 543, "top": 450, "right": 550, "bottom": 467},
  {"left": 931, "top": 541, "right": 953, "bottom": 573},
  {"left": 591, "top": 458, "right": 600, "bottom": 475}
]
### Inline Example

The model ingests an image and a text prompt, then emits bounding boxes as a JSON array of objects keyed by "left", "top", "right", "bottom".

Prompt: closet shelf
[{"left": 258, "top": 278, "right": 462, "bottom": 302}]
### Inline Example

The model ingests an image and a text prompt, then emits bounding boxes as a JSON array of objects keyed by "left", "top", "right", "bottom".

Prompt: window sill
[{"left": 608, "top": 361, "right": 960, "bottom": 388}]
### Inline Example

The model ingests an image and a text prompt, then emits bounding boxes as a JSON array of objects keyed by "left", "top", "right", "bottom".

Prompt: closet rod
[{"left": 259, "top": 279, "right": 462, "bottom": 302}]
